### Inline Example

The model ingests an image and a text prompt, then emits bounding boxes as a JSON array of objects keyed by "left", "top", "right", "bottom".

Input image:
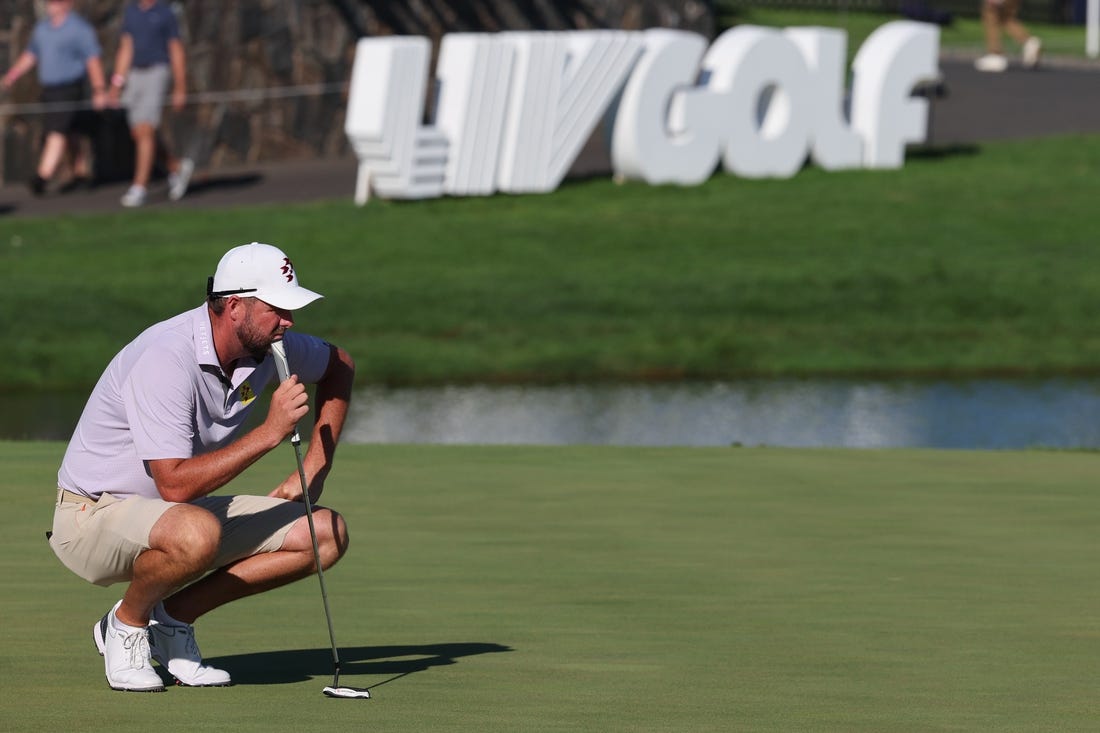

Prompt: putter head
[{"left": 323, "top": 685, "right": 371, "bottom": 699}]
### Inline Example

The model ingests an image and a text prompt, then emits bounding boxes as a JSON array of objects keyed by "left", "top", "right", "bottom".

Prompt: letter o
[{"left": 703, "top": 27, "right": 814, "bottom": 179}]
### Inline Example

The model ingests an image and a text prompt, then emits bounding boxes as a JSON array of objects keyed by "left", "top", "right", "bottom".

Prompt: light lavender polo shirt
[{"left": 58, "top": 304, "right": 332, "bottom": 500}]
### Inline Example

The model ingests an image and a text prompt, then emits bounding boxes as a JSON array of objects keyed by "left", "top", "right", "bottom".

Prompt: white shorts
[{"left": 49, "top": 488, "right": 305, "bottom": 586}]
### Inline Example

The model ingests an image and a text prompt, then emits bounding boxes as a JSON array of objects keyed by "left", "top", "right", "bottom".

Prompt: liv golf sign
[{"left": 345, "top": 22, "right": 940, "bottom": 204}]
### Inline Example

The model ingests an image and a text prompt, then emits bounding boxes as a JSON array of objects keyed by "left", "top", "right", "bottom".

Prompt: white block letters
[
  {"left": 851, "top": 21, "right": 941, "bottom": 168},
  {"left": 344, "top": 21, "right": 941, "bottom": 203},
  {"left": 611, "top": 29, "right": 726, "bottom": 186}
]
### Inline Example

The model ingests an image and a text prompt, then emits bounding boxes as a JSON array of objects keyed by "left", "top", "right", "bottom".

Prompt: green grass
[
  {"left": 5, "top": 441, "right": 1100, "bottom": 731},
  {"left": 718, "top": 6, "right": 1096, "bottom": 60},
  {"left": 4, "top": 134, "right": 1100, "bottom": 389}
]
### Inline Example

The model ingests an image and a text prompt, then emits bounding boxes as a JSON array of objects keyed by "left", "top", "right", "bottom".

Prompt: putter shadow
[{"left": 205, "top": 642, "right": 513, "bottom": 686}]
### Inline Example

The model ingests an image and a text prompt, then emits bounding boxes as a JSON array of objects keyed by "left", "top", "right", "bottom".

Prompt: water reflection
[
  {"left": 6, "top": 379, "right": 1100, "bottom": 449},
  {"left": 346, "top": 379, "right": 1100, "bottom": 449}
]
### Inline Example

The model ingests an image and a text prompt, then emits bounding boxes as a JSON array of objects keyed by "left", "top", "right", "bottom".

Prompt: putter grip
[
  {"left": 269, "top": 340, "right": 301, "bottom": 442},
  {"left": 270, "top": 339, "right": 291, "bottom": 382}
]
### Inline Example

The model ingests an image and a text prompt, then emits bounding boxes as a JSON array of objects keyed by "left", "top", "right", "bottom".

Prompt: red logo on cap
[{"left": 280, "top": 257, "right": 295, "bottom": 283}]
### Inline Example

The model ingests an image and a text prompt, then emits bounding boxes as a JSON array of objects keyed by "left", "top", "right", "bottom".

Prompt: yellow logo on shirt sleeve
[{"left": 239, "top": 381, "right": 256, "bottom": 405}]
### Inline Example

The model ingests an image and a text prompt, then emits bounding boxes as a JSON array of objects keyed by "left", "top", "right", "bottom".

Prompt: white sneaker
[
  {"left": 1022, "top": 37, "right": 1042, "bottom": 69},
  {"left": 974, "top": 54, "right": 1008, "bottom": 72},
  {"left": 148, "top": 604, "right": 231, "bottom": 687},
  {"left": 120, "top": 185, "right": 147, "bottom": 207},
  {"left": 168, "top": 158, "right": 193, "bottom": 201},
  {"left": 92, "top": 601, "right": 165, "bottom": 692}
]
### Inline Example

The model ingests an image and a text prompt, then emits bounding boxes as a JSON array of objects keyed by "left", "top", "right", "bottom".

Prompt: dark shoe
[{"left": 28, "top": 175, "right": 46, "bottom": 196}]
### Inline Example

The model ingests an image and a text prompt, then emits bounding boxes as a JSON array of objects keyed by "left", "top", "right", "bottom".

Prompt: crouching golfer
[{"left": 50, "top": 242, "right": 355, "bottom": 692}]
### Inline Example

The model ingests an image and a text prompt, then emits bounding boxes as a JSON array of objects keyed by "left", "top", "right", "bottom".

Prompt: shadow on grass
[
  {"left": 907, "top": 143, "right": 981, "bottom": 160},
  {"left": 205, "top": 642, "right": 513, "bottom": 688},
  {"left": 185, "top": 172, "right": 265, "bottom": 198}
]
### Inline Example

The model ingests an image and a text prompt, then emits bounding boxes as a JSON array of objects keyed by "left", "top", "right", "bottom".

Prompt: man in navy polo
[{"left": 109, "top": 0, "right": 192, "bottom": 207}]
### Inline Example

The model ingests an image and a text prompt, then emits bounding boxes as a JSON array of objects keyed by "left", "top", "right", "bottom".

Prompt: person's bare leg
[
  {"left": 1004, "top": 18, "right": 1031, "bottom": 46},
  {"left": 67, "top": 133, "right": 91, "bottom": 180},
  {"left": 981, "top": 2, "right": 1004, "bottom": 54},
  {"left": 130, "top": 122, "right": 157, "bottom": 188},
  {"left": 36, "top": 132, "right": 68, "bottom": 180},
  {"left": 113, "top": 503, "right": 222, "bottom": 627},
  {"left": 162, "top": 508, "right": 349, "bottom": 624}
]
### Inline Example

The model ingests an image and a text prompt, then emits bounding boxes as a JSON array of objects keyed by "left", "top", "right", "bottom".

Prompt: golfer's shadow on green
[{"left": 206, "top": 642, "right": 513, "bottom": 687}]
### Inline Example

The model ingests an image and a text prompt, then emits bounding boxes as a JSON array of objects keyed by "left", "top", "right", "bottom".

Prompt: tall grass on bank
[{"left": 3, "top": 134, "right": 1100, "bottom": 390}]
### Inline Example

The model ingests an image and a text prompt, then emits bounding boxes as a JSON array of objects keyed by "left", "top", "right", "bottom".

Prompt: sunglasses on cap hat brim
[{"left": 207, "top": 276, "right": 257, "bottom": 299}]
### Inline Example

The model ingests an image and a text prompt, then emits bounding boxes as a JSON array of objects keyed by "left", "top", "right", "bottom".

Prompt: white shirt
[{"left": 58, "top": 304, "right": 331, "bottom": 500}]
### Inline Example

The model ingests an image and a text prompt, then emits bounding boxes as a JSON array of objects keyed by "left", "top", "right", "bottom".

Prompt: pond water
[
  {"left": 7, "top": 378, "right": 1100, "bottom": 449},
  {"left": 343, "top": 379, "right": 1100, "bottom": 449}
]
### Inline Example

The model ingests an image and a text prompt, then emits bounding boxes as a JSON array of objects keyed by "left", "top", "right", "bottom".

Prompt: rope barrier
[{"left": 0, "top": 80, "right": 349, "bottom": 116}]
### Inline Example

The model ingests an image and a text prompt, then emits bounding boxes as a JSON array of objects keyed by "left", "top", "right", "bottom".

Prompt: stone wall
[{"left": 0, "top": 0, "right": 715, "bottom": 184}]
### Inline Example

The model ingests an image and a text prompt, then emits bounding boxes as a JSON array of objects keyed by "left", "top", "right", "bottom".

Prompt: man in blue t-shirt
[
  {"left": 109, "top": 0, "right": 191, "bottom": 207},
  {"left": 0, "top": 0, "right": 107, "bottom": 195}
]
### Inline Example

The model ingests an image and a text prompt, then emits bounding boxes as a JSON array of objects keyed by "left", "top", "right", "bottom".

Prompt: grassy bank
[
  {"left": 5, "top": 441, "right": 1100, "bottom": 731},
  {"left": 719, "top": 6, "right": 1097, "bottom": 61},
  {"left": 4, "top": 133, "right": 1100, "bottom": 390}
]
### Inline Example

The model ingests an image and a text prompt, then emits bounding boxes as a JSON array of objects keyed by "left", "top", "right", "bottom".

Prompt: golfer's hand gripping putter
[
  {"left": 269, "top": 340, "right": 370, "bottom": 699},
  {"left": 269, "top": 339, "right": 301, "bottom": 444}
]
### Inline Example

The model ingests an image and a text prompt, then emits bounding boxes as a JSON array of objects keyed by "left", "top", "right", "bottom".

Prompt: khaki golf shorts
[{"left": 49, "top": 489, "right": 304, "bottom": 587}]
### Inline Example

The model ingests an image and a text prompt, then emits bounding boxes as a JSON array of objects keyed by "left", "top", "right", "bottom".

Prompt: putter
[{"left": 270, "top": 339, "right": 370, "bottom": 699}]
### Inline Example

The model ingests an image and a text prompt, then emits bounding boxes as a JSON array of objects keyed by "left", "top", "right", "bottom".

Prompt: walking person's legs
[
  {"left": 31, "top": 81, "right": 87, "bottom": 193},
  {"left": 1002, "top": 0, "right": 1043, "bottom": 69},
  {"left": 121, "top": 120, "right": 156, "bottom": 206},
  {"left": 35, "top": 132, "right": 68, "bottom": 184},
  {"left": 120, "top": 65, "right": 190, "bottom": 207},
  {"left": 65, "top": 131, "right": 92, "bottom": 183},
  {"left": 976, "top": 0, "right": 1041, "bottom": 71},
  {"left": 975, "top": 0, "right": 1010, "bottom": 71},
  {"left": 983, "top": 0, "right": 1005, "bottom": 53}
]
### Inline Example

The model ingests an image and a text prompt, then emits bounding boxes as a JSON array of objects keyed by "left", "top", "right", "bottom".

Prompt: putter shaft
[{"left": 270, "top": 341, "right": 348, "bottom": 693}]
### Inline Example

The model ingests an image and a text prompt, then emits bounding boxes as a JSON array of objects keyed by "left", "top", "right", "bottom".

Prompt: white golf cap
[{"left": 209, "top": 242, "right": 323, "bottom": 310}]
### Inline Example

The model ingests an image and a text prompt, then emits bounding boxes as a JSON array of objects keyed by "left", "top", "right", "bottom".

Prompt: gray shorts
[
  {"left": 121, "top": 64, "right": 171, "bottom": 126},
  {"left": 49, "top": 488, "right": 304, "bottom": 587}
]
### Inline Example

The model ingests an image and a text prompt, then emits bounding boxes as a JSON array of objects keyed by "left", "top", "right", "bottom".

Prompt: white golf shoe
[
  {"left": 974, "top": 53, "right": 1008, "bottom": 72},
  {"left": 92, "top": 601, "right": 165, "bottom": 692},
  {"left": 1022, "top": 37, "right": 1042, "bottom": 69},
  {"left": 120, "top": 184, "right": 147, "bottom": 207},
  {"left": 148, "top": 609, "right": 232, "bottom": 687},
  {"left": 168, "top": 158, "right": 194, "bottom": 201}
]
